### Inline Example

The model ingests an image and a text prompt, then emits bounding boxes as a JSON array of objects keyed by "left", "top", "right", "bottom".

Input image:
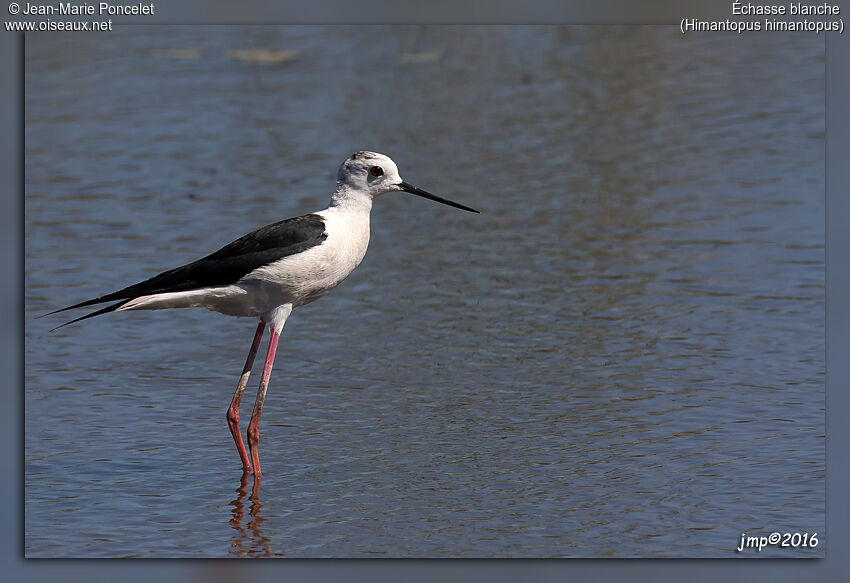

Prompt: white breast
[{"left": 240, "top": 206, "right": 371, "bottom": 309}]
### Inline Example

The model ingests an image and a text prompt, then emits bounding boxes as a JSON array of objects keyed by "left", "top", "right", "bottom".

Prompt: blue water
[{"left": 25, "top": 26, "right": 824, "bottom": 557}]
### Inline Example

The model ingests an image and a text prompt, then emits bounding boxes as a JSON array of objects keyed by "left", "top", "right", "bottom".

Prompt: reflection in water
[{"left": 229, "top": 475, "right": 284, "bottom": 557}]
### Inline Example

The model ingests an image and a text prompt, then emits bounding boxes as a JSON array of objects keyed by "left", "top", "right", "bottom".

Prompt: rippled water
[{"left": 25, "top": 27, "right": 824, "bottom": 557}]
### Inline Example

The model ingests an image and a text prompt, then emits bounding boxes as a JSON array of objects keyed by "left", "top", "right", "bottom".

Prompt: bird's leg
[
  {"left": 228, "top": 320, "right": 266, "bottom": 474},
  {"left": 247, "top": 327, "right": 281, "bottom": 479}
]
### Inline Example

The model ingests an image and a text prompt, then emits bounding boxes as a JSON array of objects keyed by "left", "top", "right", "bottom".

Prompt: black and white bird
[{"left": 49, "top": 151, "right": 479, "bottom": 478}]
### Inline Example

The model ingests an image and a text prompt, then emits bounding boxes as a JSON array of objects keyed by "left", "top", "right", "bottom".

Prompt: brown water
[{"left": 25, "top": 26, "right": 824, "bottom": 557}]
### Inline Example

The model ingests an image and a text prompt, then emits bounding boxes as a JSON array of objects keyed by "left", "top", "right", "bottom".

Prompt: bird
[{"left": 48, "top": 151, "right": 479, "bottom": 478}]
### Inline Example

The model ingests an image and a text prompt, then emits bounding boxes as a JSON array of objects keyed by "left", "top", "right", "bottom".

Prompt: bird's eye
[{"left": 370, "top": 166, "right": 384, "bottom": 177}]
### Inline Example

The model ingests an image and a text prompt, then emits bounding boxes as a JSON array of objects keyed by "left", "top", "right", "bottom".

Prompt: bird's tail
[{"left": 47, "top": 299, "right": 131, "bottom": 332}]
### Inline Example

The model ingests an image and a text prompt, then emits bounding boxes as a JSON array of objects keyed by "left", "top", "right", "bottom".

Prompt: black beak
[{"left": 399, "top": 181, "right": 480, "bottom": 213}]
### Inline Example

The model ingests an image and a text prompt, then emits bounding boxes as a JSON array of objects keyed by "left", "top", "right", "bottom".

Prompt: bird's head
[
  {"left": 334, "top": 151, "right": 479, "bottom": 213},
  {"left": 337, "top": 151, "right": 402, "bottom": 198}
]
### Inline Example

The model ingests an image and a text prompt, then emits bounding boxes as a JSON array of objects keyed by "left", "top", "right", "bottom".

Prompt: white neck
[{"left": 329, "top": 184, "right": 374, "bottom": 214}]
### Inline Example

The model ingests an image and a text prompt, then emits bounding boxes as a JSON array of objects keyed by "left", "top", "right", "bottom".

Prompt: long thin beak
[{"left": 399, "top": 181, "right": 480, "bottom": 213}]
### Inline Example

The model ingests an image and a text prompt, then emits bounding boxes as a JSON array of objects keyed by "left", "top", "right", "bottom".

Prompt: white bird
[{"left": 49, "top": 151, "right": 479, "bottom": 478}]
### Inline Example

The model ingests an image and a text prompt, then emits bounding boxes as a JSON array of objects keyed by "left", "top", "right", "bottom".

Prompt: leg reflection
[{"left": 229, "top": 474, "right": 285, "bottom": 557}]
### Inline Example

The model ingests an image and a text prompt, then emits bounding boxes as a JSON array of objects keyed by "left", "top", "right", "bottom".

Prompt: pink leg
[
  {"left": 228, "top": 320, "right": 266, "bottom": 474},
  {"left": 247, "top": 328, "right": 281, "bottom": 479}
]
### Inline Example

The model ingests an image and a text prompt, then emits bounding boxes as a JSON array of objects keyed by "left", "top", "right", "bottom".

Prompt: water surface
[{"left": 25, "top": 26, "right": 824, "bottom": 557}]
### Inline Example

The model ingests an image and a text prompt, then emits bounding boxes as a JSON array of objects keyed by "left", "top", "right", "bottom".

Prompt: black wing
[{"left": 49, "top": 213, "right": 327, "bottom": 327}]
